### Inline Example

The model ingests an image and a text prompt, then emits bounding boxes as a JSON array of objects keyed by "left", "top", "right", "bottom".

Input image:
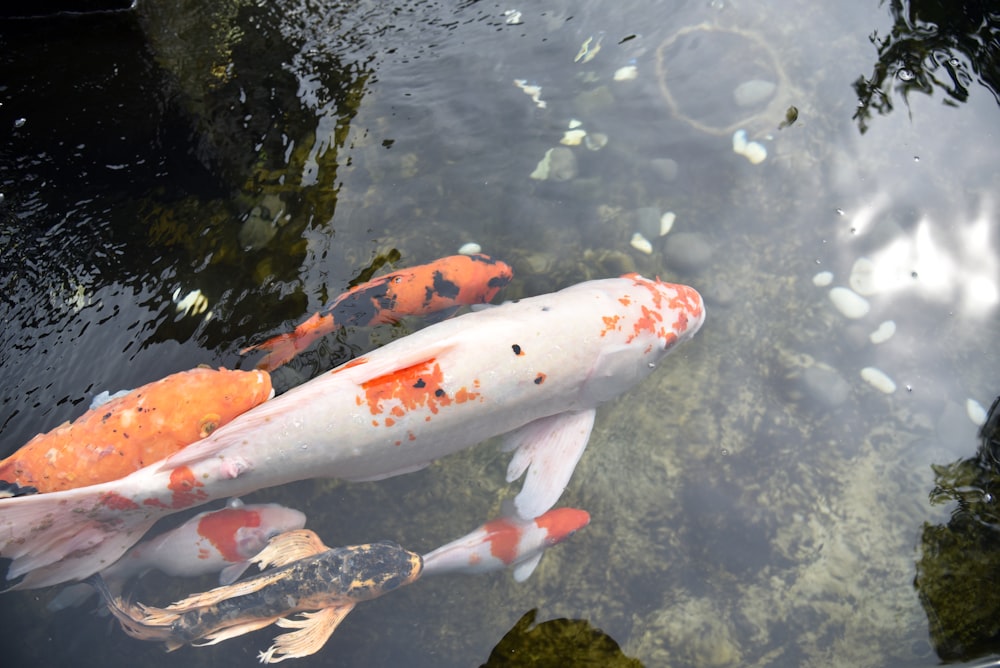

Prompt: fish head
[
  {"left": 578, "top": 274, "right": 705, "bottom": 403},
  {"left": 188, "top": 368, "right": 274, "bottom": 439},
  {"left": 338, "top": 541, "right": 424, "bottom": 601},
  {"left": 536, "top": 507, "right": 591, "bottom": 547},
  {"left": 233, "top": 504, "right": 308, "bottom": 557}
]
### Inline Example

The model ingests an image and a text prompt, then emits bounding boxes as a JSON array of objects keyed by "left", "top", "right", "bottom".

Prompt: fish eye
[{"left": 198, "top": 413, "right": 222, "bottom": 437}]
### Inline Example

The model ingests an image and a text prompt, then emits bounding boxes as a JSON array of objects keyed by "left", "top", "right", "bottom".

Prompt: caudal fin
[
  {"left": 0, "top": 483, "right": 158, "bottom": 591},
  {"left": 242, "top": 313, "right": 334, "bottom": 371}
]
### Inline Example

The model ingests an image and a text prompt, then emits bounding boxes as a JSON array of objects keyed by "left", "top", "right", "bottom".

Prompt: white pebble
[
  {"left": 732, "top": 129, "right": 748, "bottom": 154},
  {"left": 733, "top": 79, "right": 777, "bottom": 107},
  {"left": 861, "top": 367, "right": 896, "bottom": 394},
  {"left": 828, "top": 286, "right": 870, "bottom": 319},
  {"left": 732, "top": 129, "right": 766, "bottom": 164},
  {"left": 742, "top": 141, "right": 768, "bottom": 164},
  {"left": 560, "top": 129, "right": 587, "bottom": 146},
  {"left": 630, "top": 232, "right": 653, "bottom": 255},
  {"left": 812, "top": 271, "right": 834, "bottom": 287},
  {"left": 659, "top": 212, "right": 676, "bottom": 237},
  {"left": 869, "top": 320, "right": 896, "bottom": 344},
  {"left": 967, "top": 398, "right": 988, "bottom": 426},
  {"left": 568, "top": 119, "right": 583, "bottom": 129},
  {"left": 849, "top": 257, "right": 877, "bottom": 296},
  {"left": 458, "top": 242, "right": 482, "bottom": 255},
  {"left": 613, "top": 65, "right": 638, "bottom": 81}
]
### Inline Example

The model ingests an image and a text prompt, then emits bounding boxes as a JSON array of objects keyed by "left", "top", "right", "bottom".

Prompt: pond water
[{"left": 1, "top": 0, "right": 999, "bottom": 666}]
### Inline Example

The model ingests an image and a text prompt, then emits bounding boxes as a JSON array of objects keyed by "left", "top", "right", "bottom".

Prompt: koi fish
[
  {"left": 421, "top": 507, "right": 590, "bottom": 582},
  {"left": 0, "top": 367, "right": 273, "bottom": 494},
  {"left": 94, "top": 530, "right": 422, "bottom": 663},
  {"left": 0, "top": 273, "right": 704, "bottom": 590},
  {"left": 242, "top": 254, "right": 514, "bottom": 371},
  {"left": 47, "top": 499, "right": 306, "bottom": 611}
]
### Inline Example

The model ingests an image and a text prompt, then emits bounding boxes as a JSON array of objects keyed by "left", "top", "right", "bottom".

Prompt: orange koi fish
[
  {"left": 95, "top": 530, "right": 422, "bottom": 663},
  {"left": 421, "top": 507, "right": 590, "bottom": 582},
  {"left": 241, "top": 254, "right": 513, "bottom": 371},
  {"left": 0, "top": 367, "right": 272, "bottom": 494},
  {"left": 48, "top": 499, "right": 306, "bottom": 611}
]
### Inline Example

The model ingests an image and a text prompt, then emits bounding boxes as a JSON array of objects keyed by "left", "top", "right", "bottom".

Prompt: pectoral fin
[
  {"left": 512, "top": 553, "right": 543, "bottom": 583},
  {"left": 258, "top": 605, "right": 355, "bottom": 664},
  {"left": 504, "top": 409, "right": 596, "bottom": 520},
  {"left": 193, "top": 616, "right": 283, "bottom": 647},
  {"left": 252, "top": 529, "right": 330, "bottom": 570},
  {"left": 218, "top": 561, "right": 251, "bottom": 585}
]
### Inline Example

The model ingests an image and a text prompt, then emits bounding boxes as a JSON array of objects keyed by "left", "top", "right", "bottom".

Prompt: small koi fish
[
  {"left": 0, "top": 367, "right": 272, "bottom": 494},
  {"left": 47, "top": 499, "right": 306, "bottom": 611},
  {"left": 242, "top": 254, "right": 513, "bottom": 371},
  {"left": 421, "top": 507, "right": 590, "bottom": 582},
  {"left": 95, "top": 530, "right": 422, "bottom": 664}
]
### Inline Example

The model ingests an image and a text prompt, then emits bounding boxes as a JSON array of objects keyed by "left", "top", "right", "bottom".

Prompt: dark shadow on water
[{"left": 853, "top": 0, "right": 1000, "bottom": 133}]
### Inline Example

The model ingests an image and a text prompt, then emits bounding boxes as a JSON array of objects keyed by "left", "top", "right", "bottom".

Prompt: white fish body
[
  {"left": 422, "top": 507, "right": 591, "bottom": 582},
  {"left": 46, "top": 500, "right": 306, "bottom": 610},
  {"left": 0, "top": 274, "right": 704, "bottom": 590}
]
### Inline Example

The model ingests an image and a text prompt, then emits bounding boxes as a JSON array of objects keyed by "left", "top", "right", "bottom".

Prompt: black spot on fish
[
  {"left": 435, "top": 389, "right": 446, "bottom": 397},
  {"left": 488, "top": 273, "right": 512, "bottom": 289},
  {"left": 413, "top": 378, "right": 426, "bottom": 389},
  {"left": 329, "top": 281, "right": 392, "bottom": 327},
  {"left": 431, "top": 270, "right": 461, "bottom": 301},
  {"left": 512, "top": 344, "right": 523, "bottom": 356},
  {"left": 534, "top": 373, "right": 546, "bottom": 385}
]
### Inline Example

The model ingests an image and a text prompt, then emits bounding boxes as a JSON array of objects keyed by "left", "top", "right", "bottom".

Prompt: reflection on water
[
  {"left": 852, "top": 0, "right": 1000, "bottom": 134},
  {"left": 1, "top": 0, "right": 1000, "bottom": 666}
]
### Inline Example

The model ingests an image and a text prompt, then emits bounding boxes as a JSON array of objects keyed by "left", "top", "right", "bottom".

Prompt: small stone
[
  {"left": 869, "top": 320, "right": 896, "bottom": 344},
  {"left": 967, "top": 398, "right": 988, "bottom": 426},
  {"left": 650, "top": 158, "right": 679, "bottom": 182},
  {"left": 659, "top": 211, "right": 676, "bottom": 237},
  {"left": 812, "top": 271, "right": 834, "bottom": 287},
  {"left": 860, "top": 367, "right": 896, "bottom": 394},
  {"left": 733, "top": 79, "right": 777, "bottom": 107},
  {"left": 630, "top": 232, "right": 653, "bottom": 255},
  {"left": 613, "top": 64, "right": 638, "bottom": 81},
  {"left": 663, "top": 232, "right": 713, "bottom": 273},
  {"left": 458, "top": 242, "right": 482, "bottom": 255},
  {"left": 828, "top": 287, "right": 870, "bottom": 319}
]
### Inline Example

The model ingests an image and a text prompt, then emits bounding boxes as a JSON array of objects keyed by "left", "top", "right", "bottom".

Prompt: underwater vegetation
[
  {"left": 481, "top": 608, "right": 642, "bottom": 668},
  {"left": 915, "top": 395, "right": 1000, "bottom": 660}
]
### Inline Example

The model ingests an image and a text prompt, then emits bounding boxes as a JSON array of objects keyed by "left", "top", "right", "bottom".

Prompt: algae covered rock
[{"left": 915, "top": 396, "right": 1000, "bottom": 660}]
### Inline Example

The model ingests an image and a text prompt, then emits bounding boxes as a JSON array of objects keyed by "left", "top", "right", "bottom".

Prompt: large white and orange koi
[
  {"left": 0, "top": 273, "right": 704, "bottom": 590},
  {"left": 421, "top": 507, "right": 590, "bottom": 582},
  {"left": 47, "top": 499, "right": 306, "bottom": 611}
]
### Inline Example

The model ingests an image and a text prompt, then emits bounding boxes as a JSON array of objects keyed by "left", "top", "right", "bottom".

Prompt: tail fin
[
  {"left": 89, "top": 574, "right": 177, "bottom": 644},
  {"left": 0, "top": 484, "right": 158, "bottom": 591},
  {"left": 241, "top": 313, "right": 334, "bottom": 371}
]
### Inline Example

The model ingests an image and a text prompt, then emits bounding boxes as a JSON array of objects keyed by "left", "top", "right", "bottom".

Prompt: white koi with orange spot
[
  {"left": 421, "top": 507, "right": 590, "bottom": 582},
  {"left": 0, "top": 274, "right": 704, "bottom": 590},
  {"left": 47, "top": 499, "right": 306, "bottom": 610}
]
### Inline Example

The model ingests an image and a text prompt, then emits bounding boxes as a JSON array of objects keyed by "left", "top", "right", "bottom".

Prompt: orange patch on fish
[
  {"left": 100, "top": 491, "right": 140, "bottom": 511},
  {"left": 358, "top": 359, "right": 479, "bottom": 427},
  {"left": 168, "top": 466, "right": 207, "bottom": 509},
  {"left": 481, "top": 518, "right": 521, "bottom": 565},
  {"left": 197, "top": 508, "right": 262, "bottom": 562}
]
